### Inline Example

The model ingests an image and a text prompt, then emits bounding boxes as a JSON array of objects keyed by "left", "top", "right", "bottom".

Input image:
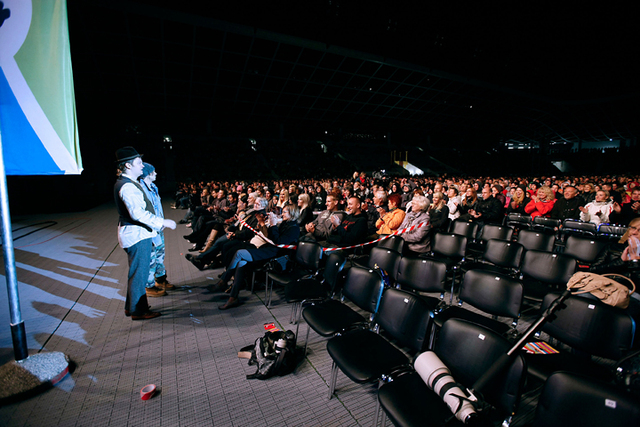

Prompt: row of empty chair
[{"left": 292, "top": 263, "right": 639, "bottom": 426}]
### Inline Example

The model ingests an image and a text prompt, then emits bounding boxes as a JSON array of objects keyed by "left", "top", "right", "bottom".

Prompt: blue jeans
[
  {"left": 124, "top": 238, "right": 152, "bottom": 314},
  {"left": 147, "top": 231, "right": 166, "bottom": 288},
  {"left": 221, "top": 249, "right": 253, "bottom": 282}
]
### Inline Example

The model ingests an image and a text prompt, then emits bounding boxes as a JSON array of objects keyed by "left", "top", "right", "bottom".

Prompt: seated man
[
  {"left": 324, "top": 196, "right": 368, "bottom": 248},
  {"left": 303, "top": 193, "right": 344, "bottom": 241},
  {"left": 467, "top": 186, "right": 503, "bottom": 224},
  {"left": 550, "top": 185, "right": 584, "bottom": 221}
]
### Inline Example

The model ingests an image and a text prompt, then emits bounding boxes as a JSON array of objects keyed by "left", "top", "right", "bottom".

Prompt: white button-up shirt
[{"left": 118, "top": 180, "right": 165, "bottom": 248}]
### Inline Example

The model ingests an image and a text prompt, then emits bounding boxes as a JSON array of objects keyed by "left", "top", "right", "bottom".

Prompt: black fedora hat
[{"left": 115, "top": 146, "right": 143, "bottom": 163}]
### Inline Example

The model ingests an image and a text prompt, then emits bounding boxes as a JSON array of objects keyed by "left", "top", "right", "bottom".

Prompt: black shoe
[
  {"left": 188, "top": 245, "right": 202, "bottom": 252},
  {"left": 207, "top": 280, "right": 228, "bottom": 293},
  {"left": 186, "top": 254, "right": 206, "bottom": 270},
  {"left": 183, "top": 235, "right": 191, "bottom": 240},
  {"left": 218, "top": 297, "right": 239, "bottom": 310}
]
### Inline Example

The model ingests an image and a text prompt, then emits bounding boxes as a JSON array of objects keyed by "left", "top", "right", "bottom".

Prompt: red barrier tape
[{"left": 238, "top": 218, "right": 429, "bottom": 252}]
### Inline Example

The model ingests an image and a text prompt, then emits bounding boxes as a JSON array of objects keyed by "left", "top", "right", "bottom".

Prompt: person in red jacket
[{"left": 525, "top": 186, "right": 556, "bottom": 218}]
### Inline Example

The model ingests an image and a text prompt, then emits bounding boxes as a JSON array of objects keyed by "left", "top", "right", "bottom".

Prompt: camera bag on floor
[{"left": 241, "top": 330, "right": 299, "bottom": 380}]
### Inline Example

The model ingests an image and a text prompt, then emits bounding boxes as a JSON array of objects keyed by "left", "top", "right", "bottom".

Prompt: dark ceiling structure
[{"left": 67, "top": 1, "right": 639, "bottom": 149}]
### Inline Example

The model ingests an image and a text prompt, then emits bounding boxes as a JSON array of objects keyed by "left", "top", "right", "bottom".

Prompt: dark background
[{"left": 6, "top": 1, "right": 640, "bottom": 213}]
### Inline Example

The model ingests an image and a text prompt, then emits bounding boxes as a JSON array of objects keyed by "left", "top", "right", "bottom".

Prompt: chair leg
[
  {"left": 372, "top": 380, "right": 382, "bottom": 427},
  {"left": 251, "top": 270, "right": 256, "bottom": 293},
  {"left": 266, "top": 275, "right": 271, "bottom": 307},
  {"left": 328, "top": 361, "right": 339, "bottom": 399},
  {"left": 449, "top": 266, "right": 458, "bottom": 304},
  {"left": 303, "top": 323, "right": 311, "bottom": 356},
  {"left": 289, "top": 302, "right": 297, "bottom": 324}
]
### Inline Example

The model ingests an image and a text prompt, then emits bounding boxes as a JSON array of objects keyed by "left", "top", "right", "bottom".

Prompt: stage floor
[{"left": 0, "top": 201, "right": 541, "bottom": 426}]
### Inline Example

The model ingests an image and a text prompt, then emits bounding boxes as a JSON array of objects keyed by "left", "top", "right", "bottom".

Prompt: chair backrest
[
  {"left": 450, "top": 220, "right": 480, "bottom": 240},
  {"left": 506, "top": 213, "right": 532, "bottom": 229},
  {"left": 396, "top": 257, "right": 447, "bottom": 294},
  {"left": 435, "top": 319, "right": 526, "bottom": 416},
  {"left": 295, "top": 240, "right": 324, "bottom": 271},
  {"left": 367, "top": 247, "right": 402, "bottom": 282},
  {"left": 376, "top": 235, "right": 405, "bottom": 253},
  {"left": 541, "top": 292, "right": 635, "bottom": 360},
  {"left": 597, "top": 223, "right": 628, "bottom": 242},
  {"left": 517, "top": 229, "right": 556, "bottom": 252},
  {"left": 342, "top": 266, "right": 385, "bottom": 314},
  {"left": 432, "top": 233, "right": 468, "bottom": 259},
  {"left": 322, "top": 250, "right": 347, "bottom": 295},
  {"left": 376, "top": 288, "right": 432, "bottom": 352},
  {"left": 562, "top": 235, "right": 609, "bottom": 264},
  {"left": 478, "top": 224, "right": 514, "bottom": 242},
  {"left": 532, "top": 216, "right": 561, "bottom": 233},
  {"left": 482, "top": 239, "right": 524, "bottom": 270},
  {"left": 533, "top": 371, "right": 640, "bottom": 427},
  {"left": 520, "top": 250, "right": 576, "bottom": 285},
  {"left": 458, "top": 270, "right": 523, "bottom": 319},
  {"left": 562, "top": 218, "right": 598, "bottom": 237}
]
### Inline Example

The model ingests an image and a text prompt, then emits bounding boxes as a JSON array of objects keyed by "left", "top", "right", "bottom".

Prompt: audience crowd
[{"left": 174, "top": 172, "right": 640, "bottom": 309}]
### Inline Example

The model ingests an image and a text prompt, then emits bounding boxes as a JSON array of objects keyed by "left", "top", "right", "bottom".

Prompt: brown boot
[
  {"left": 146, "top": 286, "right": 167, "bottom": 297},
  {"left": 200, "top": 230, "right": 219, "bottom": 253},
  {"left": 155, "top": 275, "right": 176, "bottom": 290}
]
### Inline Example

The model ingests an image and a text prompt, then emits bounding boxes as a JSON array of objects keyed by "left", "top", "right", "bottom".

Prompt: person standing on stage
[
  {"left": 114, "top": 147, "right": 176, "bottom": 320},
  {"left": 139, "top": 162, "right": 175, "bottom": 297}
]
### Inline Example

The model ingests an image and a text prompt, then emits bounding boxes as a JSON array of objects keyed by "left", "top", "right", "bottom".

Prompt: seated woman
[
  {"left": 579, "top": 190, "right": 614, "bottom": 226},
  {"left": 214, "top": 204, "right": 301, "bottom": 310},
  {"left": 399, "top": 195, "right": 432, "bottom": 255},
  {"left": 376, "top": 193, "right": 406, "bottom": 235},
  {"left": 491, "top": 184, "right": 507, "bottom": 210},
  {"left": 506, "top": 185, "right": 531, "bottom": 216},
  {"left": 524, "top": 185, "right": 556, "bottom": 218},
  {"left": 275, "top": 189, "right": 289, "bottom": 215},
  {"left": 459, "top": 188, "right": 478, "bottom": 219},
  {"left": 428, "top": 192, "right": 450, "bottom": 234},
  {"left": 297, "top": 193, "right": 314, "bottom": 232}
]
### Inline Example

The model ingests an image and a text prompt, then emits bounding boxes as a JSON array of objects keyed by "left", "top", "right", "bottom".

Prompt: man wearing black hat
[{"left": 114, "top": 147, "right": 176, "bottom": 320}]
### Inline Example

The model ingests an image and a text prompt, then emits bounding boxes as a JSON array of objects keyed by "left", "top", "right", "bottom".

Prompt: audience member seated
[
  {"left": 611, "top": 187, "right": 640, "bottom": 225},
  {"left": 212, "top": 204, "right": 301, "bottom": 310},
  {"left": 550, "top": 185, "right": 584, "bottom": 221},
  {"left": 581, "top": 182, "right": 597, "bottom": 203},
  {"left": 525, "top": 185, "right": 556, "bottom": 218},
  {"left": 465, "top": 186, "right": 503, "bottom": 224},
  {"left": 297, "top": 193, "right": 314, "bottom": 232},
  {"left": 459, "top": 188, "right": 478, "bottom": 218},
  {"left": 580, "top": 190, "right": 614, "bottom": 226},
  {"left": 275, "top": 189, "right": 289, "bottom": 215},
  {"left": 399, "top": 194, "right": 432, "bottom": 255},
  {"left": 375, "top": 193, "right": 406, "bottom": 235},
  {"left": 185, "top": 197, "right": 268, "bottom": 270},
  {"left": 427, "top": 191, "right": 450, "bottom": 233},
  {"left": 303, "top": 193, "right": 344, "bottom": 242},
  {"left": 446, "top": 186, "right": 462, "bottom": 220},
  {"left": 491, "top": 184, "right": 506, "bottom": 209},
  {"left": 506, "top": 185, "right": 530, "bottom": 216},
  {"left": 324, "top": 196, "right": 368, "bottom": 248}
]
